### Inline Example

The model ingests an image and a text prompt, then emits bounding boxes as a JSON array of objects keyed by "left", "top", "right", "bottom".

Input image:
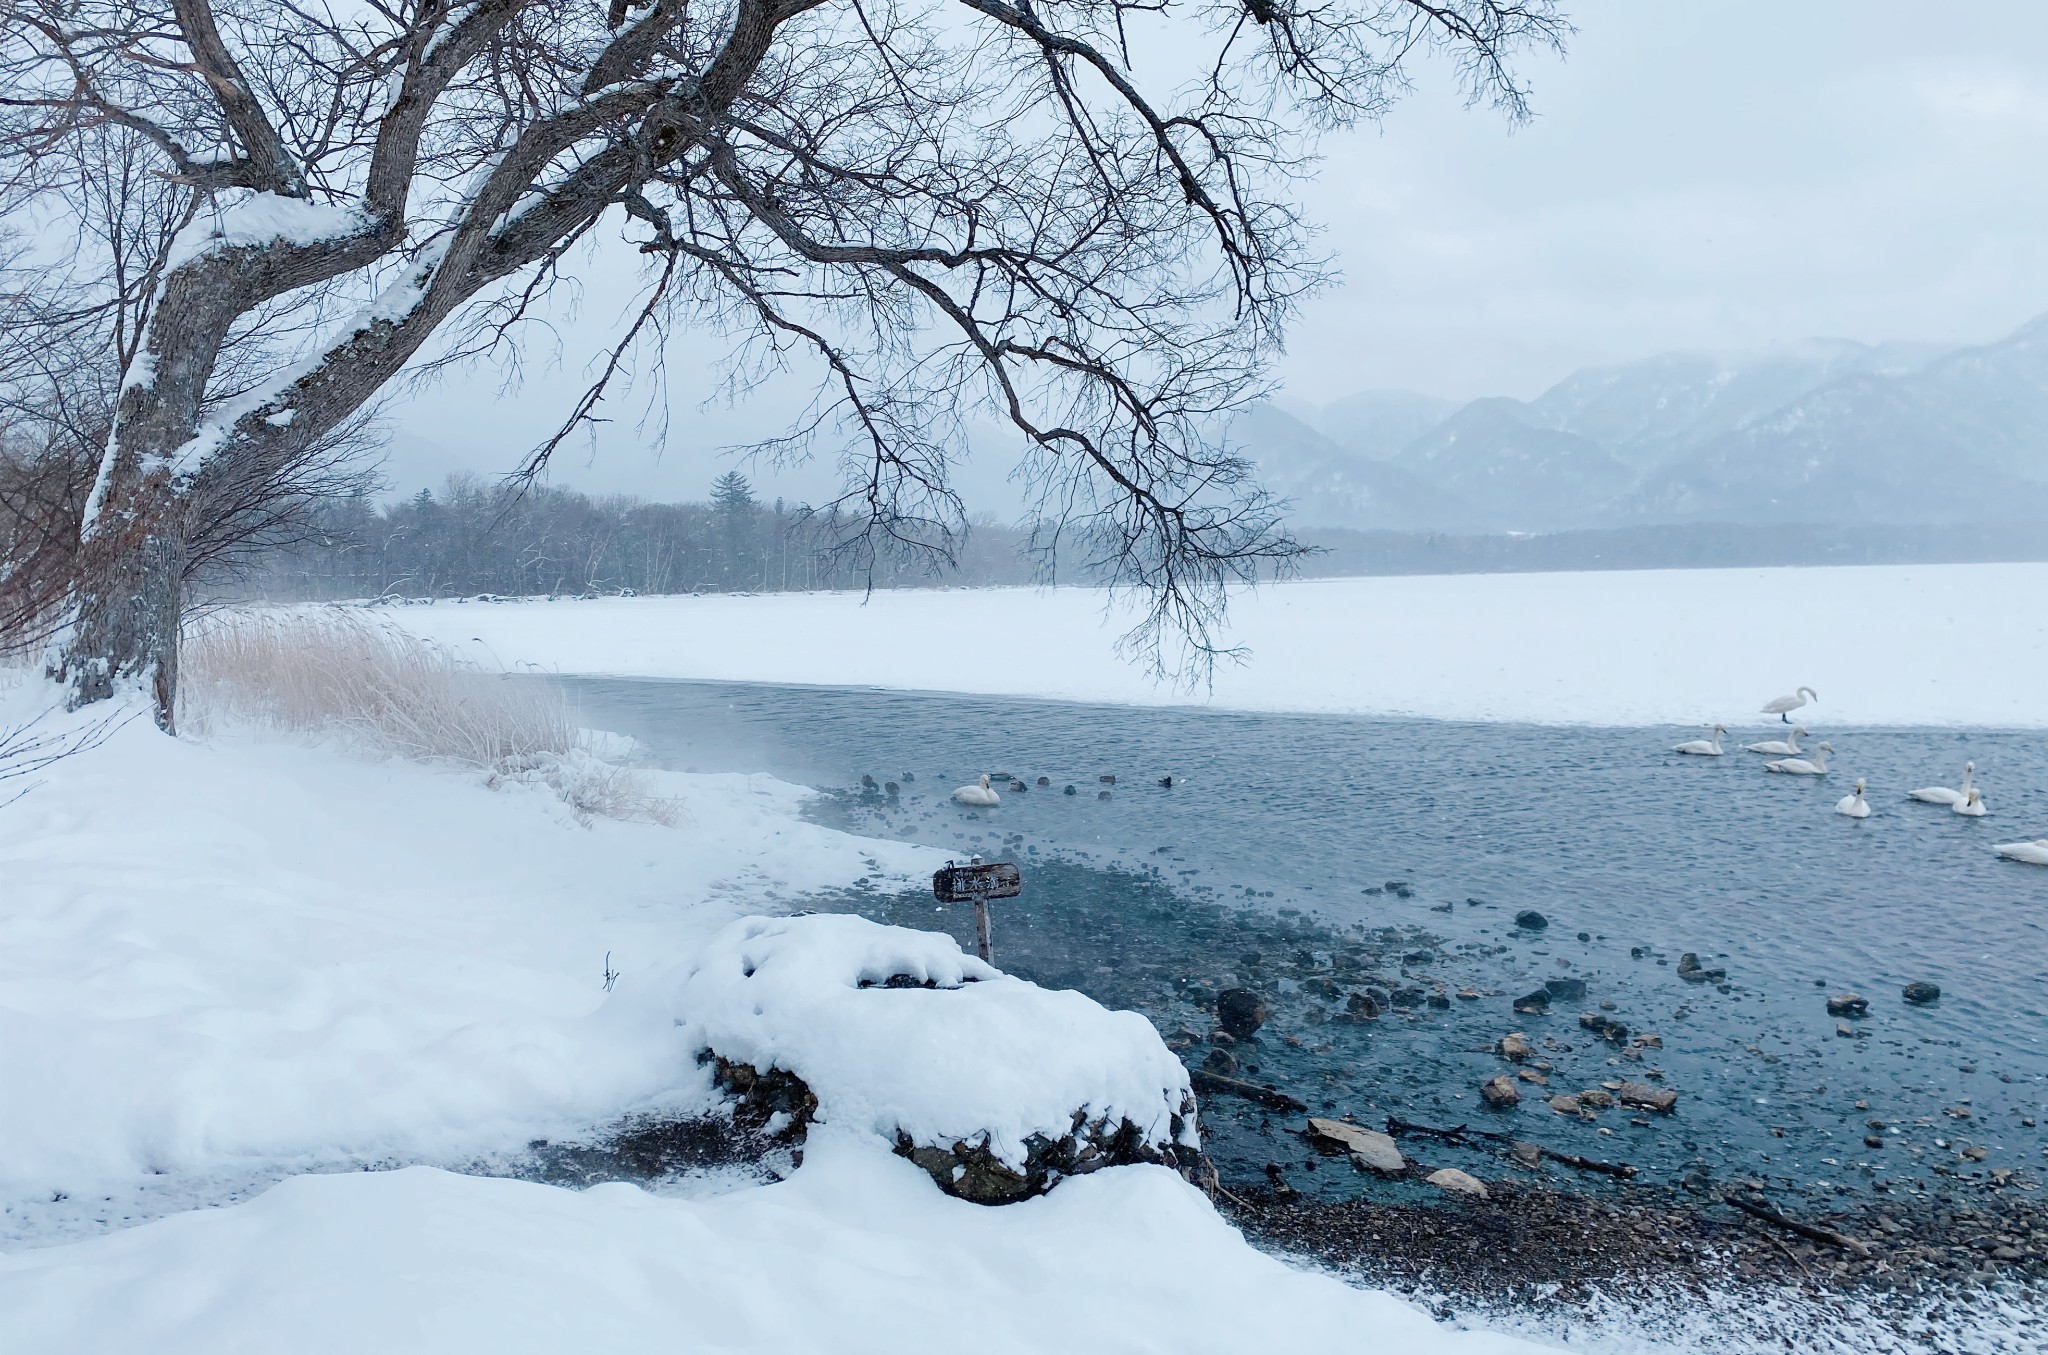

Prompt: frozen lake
[{"left": 565, "top": 675, "right": 2048, "bottom": 1205}]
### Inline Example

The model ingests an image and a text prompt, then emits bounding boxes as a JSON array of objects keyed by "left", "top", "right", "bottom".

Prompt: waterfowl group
[
  {"left": 940, "top": 769, "right": 1176, "bottom": 809},
  {"left": 1665, "top": 686, "right": 2042, "bottom": 865}
]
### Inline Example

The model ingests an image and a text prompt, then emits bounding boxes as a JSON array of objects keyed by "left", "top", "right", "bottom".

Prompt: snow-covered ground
[
  {"left": 378, "top": 564, "right": 2048, "bottom": 727},
  {"left": 1, "top": 1132, "right": 1545, "bottom": 1355},
  {"left": 0, "top": 691, "right": 932, "bottom": 1246},
  {"left": 0, "top": 684, "right": 1546, "bottom": 1353}
]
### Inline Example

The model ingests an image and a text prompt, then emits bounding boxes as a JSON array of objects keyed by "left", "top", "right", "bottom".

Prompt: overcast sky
[{"left": 384, "top": 0, "right": 2048, "bottom": 503}]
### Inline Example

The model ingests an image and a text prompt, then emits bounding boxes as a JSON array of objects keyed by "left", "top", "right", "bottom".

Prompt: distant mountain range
[{"left": 1244, "top": 314, "right": 2048, "bottom": 531}]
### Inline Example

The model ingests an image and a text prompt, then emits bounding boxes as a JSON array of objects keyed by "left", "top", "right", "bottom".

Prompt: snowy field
[{"left": 378, "top": 563, "right": 2048, "bottom": 727}]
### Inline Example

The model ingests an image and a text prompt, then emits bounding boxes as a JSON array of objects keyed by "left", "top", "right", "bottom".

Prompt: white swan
[
  {"left": 1909, "top": 761, "right": 1975, "bottom": 806},
  {"left": 1766, "top": 741, "right": 1833, "bottom": 776},
  {"left": 1835, "top": 779, "right": 1871, "bottom": 818},
  {"left": 1761, "top": 686, "right": 1818, "bottom": 723},
  {"left": 1674, "top": 724, "right": 1727, "bottom": 756},
  {"left": 1994, "top": 839, "right": 2048, "bottom": 866},
  {"left": 951, "top": 774, "right": 1001, "bottom": 807},
  {"left": 1746, "top": 726, "right": 1807, "bottom": 755},
  {"left": 1953, "top": 787, "right": 1989, "bottom": 817}
]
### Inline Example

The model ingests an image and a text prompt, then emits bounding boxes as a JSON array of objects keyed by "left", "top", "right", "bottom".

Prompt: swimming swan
[
  {"left": 1761, "top": 687, "right": 1818, "bottom": 723},
  {"left": 1835, "top": 779, "right": 1871, "bottom": 818},
  {"left": 1909, "top": 762, "right": 1975, "bottom": 806},
  {"left": 1766, "top": 741, "right": 1833, "bottom": 776},
  {"left": 1953, "top": 788, "right": 1989, "bottom": 817},
  {"left": 1994, "top": 839, "right": 2048, "bottom": 866},
  {"left": 1746, "top": 727, "right": 1807, "bottom": 755},
  {"left": 1674, "top": 724, "right": 1727, "bottom": 756},
  {"left": 952, "top": 774, "right": 1001, "bottom": 807}
]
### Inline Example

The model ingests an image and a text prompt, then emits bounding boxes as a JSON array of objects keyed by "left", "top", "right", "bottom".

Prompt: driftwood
[
  {"left": 1190, "top": 1070, "right": 1309, "bottom": 1113},
  {"left": 1721, "top": 1193, "right": 1873, "bottom": 1257},
  {"left": 1385, "top": 1116, "right": 1638, "bottom": 1179}
]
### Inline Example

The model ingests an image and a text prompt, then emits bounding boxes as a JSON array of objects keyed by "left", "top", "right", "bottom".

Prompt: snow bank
[
  {"left": 377, "top": 564, "right": 2048, "bottom": 726},
  {"left": 0, "top": 1132, "right": 1540, "bottom": 1355},
  {"left": 0, "top": 684, "right": 933, "bottom": 1243},
  {"left": 676, "top": 915, "right": 1195, "bottom": 1181}
]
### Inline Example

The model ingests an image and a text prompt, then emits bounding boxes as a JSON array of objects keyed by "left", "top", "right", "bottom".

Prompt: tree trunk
[{"left": 50, "top": 468, "right": 188, "bottom": 734}]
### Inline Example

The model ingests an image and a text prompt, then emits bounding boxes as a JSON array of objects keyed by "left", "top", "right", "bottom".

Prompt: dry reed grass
[{"left": 183, "top": 609, "right": 679, "bottom": 826}]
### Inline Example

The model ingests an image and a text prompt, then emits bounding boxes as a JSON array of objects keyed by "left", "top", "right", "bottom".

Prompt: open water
[{"left": 563, "top": 676, "right": 2048, "bottom": 1206}]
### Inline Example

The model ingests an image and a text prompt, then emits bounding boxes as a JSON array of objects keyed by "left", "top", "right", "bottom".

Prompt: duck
[
  {"left": 1765, "top": 741, "right": 1833, "bottom": 776},
  {"left": 1908, "top": 762, "right": 1975, "bottom": 806},
  {"left": 1834, "top": 779, "right": 1871, "bottom": 818},
  {"left": 951, "top": 774, "right": 1000, "bottom": 807},
  {"left": 1953, "top": 787, "right": 1989, "bottom": 817},
  {"left": 1994, "top": 839, "right": 2048, "bottom": 866},
  {"left": 1761, "top": 686, "right": 1818, "bottom": 724},
  {"left": 1674, "top": 724, "right": 1727, "bottom": 756},
  {"left": 1746, "top": 726, "right": 1807, "bottom": 756}
]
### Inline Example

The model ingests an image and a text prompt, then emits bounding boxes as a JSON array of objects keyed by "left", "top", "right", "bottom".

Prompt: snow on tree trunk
[{"left": 52, "top": 467, "right": 188, "bottom": 733}]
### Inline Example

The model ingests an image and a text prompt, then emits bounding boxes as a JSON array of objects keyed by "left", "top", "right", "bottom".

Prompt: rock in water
[
  {"left": 1675, "top": 952, "right": 1725, "bottom": 982},
  {"left": 1201, "top": 1047, "right": 1239, "bottom": 1077},
  {"left": 1545, "top": 977, "right": 1587, "bottom": 1002},
  {"left": 1548, "top": 1093, "right": 1583, "bottom": 1115},
  {"left": 1902, "top": 981, "right": 1941, "bottom": 1005},
  {"left": 1427, "top": 1167, "right": 1489, "bottom": 1198},
  {"left": 1216, "top": 987, "right": 1270, "bottom": 1038},
  {"left": 1480, "top": 1074, "right": 1521, "bottom": 1108},
  {"left": 1514, "top": 910, "right": 1548, "bottom": 931},
  {"left": 1579, "top": 1013, "right": 1629, "bottom": 1044},
  {"left": 1497, "top": 1032, "right": 1533, "bottom": 1061},
  {"left": 1511, "top": 989, "right": 1551, "bottom": 1014},
  {"left": 1342, "top": 991, "right": 1380, "bottom": 1021},
  {"left": 1825, "top": 993, "right": 1869, "bottom": 1017},
  {"left": 1617, "top": 1082, "right": 1678, "bottom": 1113},
  {"left": 1305, "top": 1117, "right": 1407, "bottom": 1174}
]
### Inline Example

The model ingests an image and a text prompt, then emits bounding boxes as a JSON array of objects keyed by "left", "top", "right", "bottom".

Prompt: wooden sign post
[{"left": 932, "top": 856, "right": 1022, "bottom": 964}]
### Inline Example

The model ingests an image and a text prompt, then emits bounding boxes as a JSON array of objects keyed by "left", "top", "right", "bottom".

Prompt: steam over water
[{"left": 564, "top": 676, "right": 2048, "bottom": 1204}]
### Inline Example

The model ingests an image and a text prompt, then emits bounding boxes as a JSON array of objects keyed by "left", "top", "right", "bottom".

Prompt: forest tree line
[
  {"left": 228, "top": 470, "right": 2048, "bottom": 604},
  {"left": 232, "top": 471, "right": 1052, "bottom": 600}
]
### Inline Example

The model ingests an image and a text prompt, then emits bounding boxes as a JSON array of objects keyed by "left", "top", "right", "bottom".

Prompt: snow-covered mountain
[
  {"left": 1239, "top": 313, "right": 2048, "bottom": 532},
  {"left": 1230, "top": 402, "right": 1467, "bottom": 530},
  {"left": 1389, "top": 398, "right": 1630, "bottom": 530}
]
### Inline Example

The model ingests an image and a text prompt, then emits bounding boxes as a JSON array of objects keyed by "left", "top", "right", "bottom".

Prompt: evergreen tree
[{"left": 709, "top": 472, "right": 755, "bottom": 515}]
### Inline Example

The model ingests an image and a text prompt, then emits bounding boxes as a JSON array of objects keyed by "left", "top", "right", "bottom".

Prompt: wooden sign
[{"left": 932, "top": 860, "right": 1022, "bottom": 903}]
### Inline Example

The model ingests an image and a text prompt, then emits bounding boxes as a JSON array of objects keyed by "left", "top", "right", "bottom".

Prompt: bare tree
[{"left": 2, "top": 0, "right": 1565, "bottom": 728}]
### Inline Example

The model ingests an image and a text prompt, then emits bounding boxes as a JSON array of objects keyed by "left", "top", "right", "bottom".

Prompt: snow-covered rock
[{"left": 675, "top": 914, "right": 1198, "bottom": 1201}]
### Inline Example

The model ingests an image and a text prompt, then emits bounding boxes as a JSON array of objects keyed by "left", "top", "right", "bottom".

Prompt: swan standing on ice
[
  {"left": 1994, "top": 839, "right": 2048, "bottom": 866},
  {"left": 1909, "top": 762, "right": 1975, "bottom": 806},
  {"left": 952, "top": 774, "right": 1001, "bottom": 807},
  {"left": 1766, "top": 741, "right": 1834, "bottom": 776},
  {"left": 1746, "top": 727, "right": 1807, "bottom": 755},
  {"left": 1953, "top": 788, "right": 1989, "bottom": 817},
  {"left": 1674, "top": 724, "right": 1727, "bottom": 756},
  {"left": 1835, "top": 779, "right": 1871, "bottom": 818},
  {"left": 1761, "top": 687, "right": 1818, "bottom": 724}
]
